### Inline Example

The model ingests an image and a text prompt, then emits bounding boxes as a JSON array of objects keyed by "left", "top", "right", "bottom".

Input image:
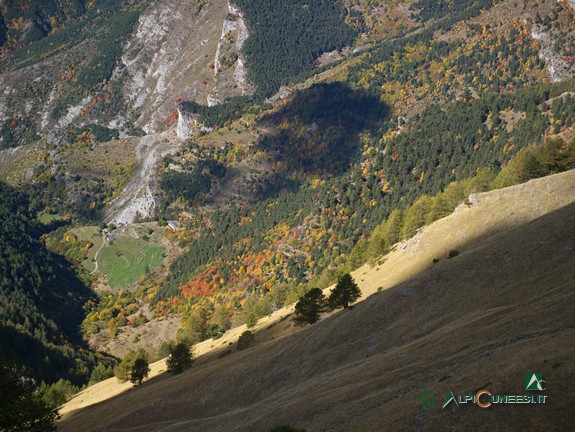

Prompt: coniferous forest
[
  {"left": 0, "top": 181, "right": 102, "bottom": 385},
  {"left": 234, "top": 0, "right": 358, "bottom": 97}
]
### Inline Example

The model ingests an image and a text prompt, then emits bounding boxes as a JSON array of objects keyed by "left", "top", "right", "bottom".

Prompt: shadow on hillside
[
  {"left": 254, "top": 82, "right": 390, "bottom": 199},
  {"left": 0, "top": 250, "right": 100, "bottom": 384},
  {"left": 58, "top": 198, "right": 575, "bottom": 431}
]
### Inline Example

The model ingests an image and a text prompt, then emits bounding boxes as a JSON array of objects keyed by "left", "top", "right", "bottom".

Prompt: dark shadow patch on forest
[
  {"left": 256, "top": 83, "right": 389, "bottom": 191},
  {"left": 0, "top": 180, "right": 104, "bottom": 385}
]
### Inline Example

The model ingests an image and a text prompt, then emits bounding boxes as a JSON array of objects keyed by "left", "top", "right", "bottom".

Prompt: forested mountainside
[
  {"left": 233, "top": 0, "right": 358, "bottom": 97},
  {"left": 0, "top": 0, "right": 87, "bottom": 49},
  {"left": 0, "top": 181, "right": 105, "bottom": 385},
  {"left": 1, "top": 1, "right": 575, "bottom": 426},
  {"left": 121, "top": 0, "right": 575, "bottom": 348},
  {"left": 0, "top": 0, "right": 362, "bottom": 151}
]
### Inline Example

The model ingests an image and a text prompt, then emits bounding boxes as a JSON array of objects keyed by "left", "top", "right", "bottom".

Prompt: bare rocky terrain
[
  {"left": 0, "top": 0, "right": 258, "bottom": 224},
  {"left": 123, "top": 0, "right": 252, "bottom": 134},
  {"left": 105, "top": 130, "right": 180, "bottom": 224},
  {"left": 0, "top": 0, "right": 251, "bottom": 147}
]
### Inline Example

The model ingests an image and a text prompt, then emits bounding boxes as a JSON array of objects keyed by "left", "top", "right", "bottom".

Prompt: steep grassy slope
[{"left": 59, "top": 169, "right": 575, "bottom": 431}]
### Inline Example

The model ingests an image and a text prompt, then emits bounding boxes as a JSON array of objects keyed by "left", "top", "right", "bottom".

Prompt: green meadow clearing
[
  {"left": 71, "top": 224, "right": 167, "bottom": 289},
  {"left": 98, "top": 238, "right": 165, "bottom": 288},
  {"left": 37, "top": 212, "right": 65, "bottom": 224}
]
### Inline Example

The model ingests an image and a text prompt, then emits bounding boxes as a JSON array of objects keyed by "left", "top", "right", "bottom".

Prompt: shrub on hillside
[
  {"left": 244, "top": 313, "right": 258, "bottom": 329},
  {"left": 237, "top": 330, "right": 255, "bottom": 351},
  {"left": 447, "top": 250, "right": 459, "bottom": 259}
]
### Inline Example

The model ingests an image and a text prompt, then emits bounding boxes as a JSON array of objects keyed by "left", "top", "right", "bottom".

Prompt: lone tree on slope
[
  {"left": 130, "top": 358, "right": 150, "bottom": 386},
  {"left": 328, "top": 273, "right": 361, "bottom": 310},
  {"left": 293, "top": 288, "right": 328, "bottom": 326},
  {"left": 166, "top": 343, "right": 193, "bottom": 374},
  {"left": 114, "top": 349, "right": 149, "bottom": 382}
]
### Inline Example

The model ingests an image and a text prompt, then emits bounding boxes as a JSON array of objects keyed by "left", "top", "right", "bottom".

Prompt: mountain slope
[
  {"left": 0, "top": 181, "right": 101, "bottom": 384},
  {"left": 59, "top": 169, "right": 575, "bottom": 431}
]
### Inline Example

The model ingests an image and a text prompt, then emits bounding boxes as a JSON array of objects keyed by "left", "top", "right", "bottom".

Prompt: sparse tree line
[
  {"left": 293, "top": 273, "right": 361, "bottom": 326},
  {"left": 363, "top": 136, "right": 575, "bottom": 264}
]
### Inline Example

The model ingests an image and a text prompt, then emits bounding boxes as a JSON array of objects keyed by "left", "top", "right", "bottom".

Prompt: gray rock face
[
  {"left": 0, "top": 0, "right": 254, "bottom": 146},
  {"left": 122, "top": 0, "right": 251, "bottom": 134},
  {"left": 531, "top": 24, "right": 575, "bottom": 83},
  {"left": 176, "top": 109, "right": 199, "bottom": 141}
]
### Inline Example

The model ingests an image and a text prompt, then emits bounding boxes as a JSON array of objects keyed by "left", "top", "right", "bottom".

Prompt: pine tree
[
  {"left": 328, "top": 274, "right": 361, "bottom": 310},
  {"left": 401, "top": 195, "right": 432, "bottom": 239},
  {"left": 382, "top": 209, "right": 403, "bottom": 249},
  {"left": 114, "top": 349, "right": 149, "bottom": 382},
  {"left": 166, "top": 343, "right": 193, "bottom": 375},
  {"left": 130, "top": 358, "right": 150, "bottom": 386},
  {"left": 520, "top": 153, "right": 546, "bottom": 182},
  {"left": 293, "top": 288, "right": 328, "bottom": 326},
  {"left": 237, "top": 330, "right": 256, "bottom": 350}
]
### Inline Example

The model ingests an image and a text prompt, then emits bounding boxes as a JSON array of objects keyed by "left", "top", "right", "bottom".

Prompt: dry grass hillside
[{"left": 59, "top": 170, "right": 575, "bottom": 431}]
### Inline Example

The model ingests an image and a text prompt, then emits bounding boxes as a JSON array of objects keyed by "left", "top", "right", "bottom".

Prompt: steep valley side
[{"left": 59, "top": 170, "right": 575, "bottom": 431}]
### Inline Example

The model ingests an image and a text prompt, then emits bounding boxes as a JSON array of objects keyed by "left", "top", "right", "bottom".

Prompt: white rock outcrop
[{"left": 176, "top": 109, "right": 198, "bottom": 141}]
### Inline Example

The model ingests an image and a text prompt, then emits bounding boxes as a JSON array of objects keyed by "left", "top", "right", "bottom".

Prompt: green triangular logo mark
[
  {"left": 442, "top": 391, "right": 458, "bottom": 409},
  {"left": 525, "top": 372, "right": 544, "bottom": 391}
]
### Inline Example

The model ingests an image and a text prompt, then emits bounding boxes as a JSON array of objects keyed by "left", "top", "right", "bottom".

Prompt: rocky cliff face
[
  {"left": 532, "top": 25, "right": 575, "bottom": 83},
  {"left": 0, "top": 0, "right": 253, "bottom": 148},
  {"left": 122, "top": 0, "right": 244, "bottom": 135},
  {"left": 207, "top": 1, "right": 254, "bottom": 106}
]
